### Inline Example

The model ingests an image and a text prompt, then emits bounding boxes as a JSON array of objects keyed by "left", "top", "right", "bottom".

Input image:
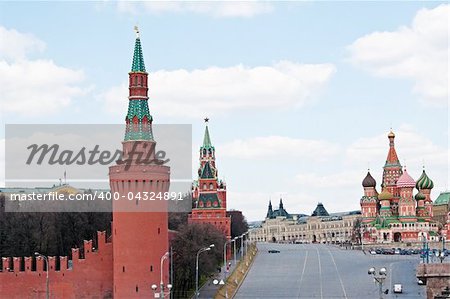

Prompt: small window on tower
[
  {"left": 136, "top": 285, "right": 139, "bottom": 292},
  {"left": 123, "top": 266, "right": 125, "bottom": 272},
  {"left": 209, "top": 183, "right": 214, "bottom": 190},
  {"left": 158, "top": 228, "right": 161, "bottom": 234},
  {"left": 150, "top": 265, "right": 153, "bottom": 272}
]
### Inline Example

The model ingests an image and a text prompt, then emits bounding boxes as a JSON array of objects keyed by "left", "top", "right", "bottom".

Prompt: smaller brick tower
[{"left": 189, "top": 119, "right": 231, "bottom": 240}]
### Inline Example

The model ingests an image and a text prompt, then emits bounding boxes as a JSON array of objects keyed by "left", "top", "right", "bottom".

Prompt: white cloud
[
  {"left": 219, "top": 135, "right": 340, "bottom": 161},
  {"left": 0, "top": 26, "right": 45, "bottom": 61},
  {"left": 100, "top": 61, "right": 336, "bottom": 117},
  {"left": 347, "top": 4, "right": 449, "bottom": 105},
  {"left": 117, "top": 1, "right": 273, "bottom": 18},
  {"left": 295, "top": 170, "right": 363, "bottom": 189},
  {"left": 0, "top": 26, "right": 86, "bottom": 116}
]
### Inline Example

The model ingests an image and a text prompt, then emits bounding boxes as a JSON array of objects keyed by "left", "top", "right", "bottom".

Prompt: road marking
[
  {"left": 327, "top": 247, "right": 348, "bottom": 299},
  {"left": 296, "top": 249, "right": 309, "bottom": 297},
  {"left": 316, "top": 247, "right": 323, "bottom": 299}
]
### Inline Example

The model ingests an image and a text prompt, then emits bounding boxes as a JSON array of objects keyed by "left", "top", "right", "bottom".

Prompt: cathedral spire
[{"left": 385, "top": 130, "right": 400, "bottom": 166}]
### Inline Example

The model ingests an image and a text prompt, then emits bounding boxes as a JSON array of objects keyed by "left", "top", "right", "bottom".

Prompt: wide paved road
[{"left": 235, "top": 243, "right": 425, "bottom": 298}]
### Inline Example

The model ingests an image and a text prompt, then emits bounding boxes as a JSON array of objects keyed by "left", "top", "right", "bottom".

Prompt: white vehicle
[
  {"left": 370, "top": 250, "right": 377, "bottom": 255},
  {"left": 394, "top": 284, "right": 403, "bottom": 293}
]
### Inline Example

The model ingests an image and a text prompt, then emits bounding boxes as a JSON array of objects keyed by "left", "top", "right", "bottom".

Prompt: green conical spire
[
  {"left": 203, "top": 125, "right": 212, "bottom": 147},
  {"left": 201, "top": 118, "right": 214, "bottom": 149},
  {"left": 131, "top": 31, "right": 146, "bottom": 72}
]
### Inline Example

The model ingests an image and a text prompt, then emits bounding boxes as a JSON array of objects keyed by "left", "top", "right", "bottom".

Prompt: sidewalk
[{"left": 196, "top": 251, "right": 241, "bottom": 299}]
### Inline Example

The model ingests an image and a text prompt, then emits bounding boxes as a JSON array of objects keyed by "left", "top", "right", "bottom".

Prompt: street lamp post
[
  {"left": 223, "top": 239, "right": 232, "bottom": 298},
  {"left": 195, "top": 244, "right": 215, "bottom": 299},
  {"left": 240, "top": 234, "right": 244, "bottom": 259},
  {"left": 160, "top": 252, "right": 169, "bottom": 299},
  {"left": 244, "top": 233, "right": 248, "bottom": 257},
  {"left": 35, "top": 252, "right": 49, "bottom": 299},
  {"left": 368, "top": 267, "right": 387, "bottom": 299},
  {"left": 233, "top": 237, "right": 239, "bottom": 265}
]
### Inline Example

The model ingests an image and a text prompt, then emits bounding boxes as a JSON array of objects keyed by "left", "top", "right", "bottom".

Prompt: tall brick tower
[
  {"left": 109, "top": 28, "right": 170, "bottom": 298},
  {"left": 189, "top": 119, "right": 231, "bottom": 240}
]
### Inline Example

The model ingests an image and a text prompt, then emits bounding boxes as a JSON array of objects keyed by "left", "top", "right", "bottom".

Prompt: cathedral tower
[
  {"left": 416, "top": 168, "right": 434, "bottom": 221},
  {"left": 397, "top": 168, "right": 417, "bottom": 222},
  {"left": 382, "top": 130, "right": 403, "bottom": 215},
  {"left": 360, "top": 171, "right": 378, "bottom": 222},
  {"left": 109, "top": 28, "right": 170, "bottom": 298}
]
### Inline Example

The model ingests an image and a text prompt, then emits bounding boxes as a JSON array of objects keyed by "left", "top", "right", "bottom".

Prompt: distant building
[
  {"left": 432, "top": 191, "right": 450, "bottom": 227},
  {"left": 359, "top": 131, "right": 439, "bottom": 243},
  {"left": 249, "top": 201, "right": 360, "bottom": 244}
]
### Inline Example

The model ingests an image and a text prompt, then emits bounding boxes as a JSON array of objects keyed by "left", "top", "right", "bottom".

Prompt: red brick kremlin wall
[{"left": 0, "top": 231, "right": 113, "bottom": 299}]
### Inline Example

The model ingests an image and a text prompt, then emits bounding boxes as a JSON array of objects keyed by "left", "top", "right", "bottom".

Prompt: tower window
[
  {"left": 150, "top": 265, "right": 153, "bottom": 272},
  {"left": 136, "top": 285, "right": 139, "bottom": 292},
  {"left": 123, "top": 266, "right": 125, "bottom": 272},
  {"left": 158, "top": 228, "right": 161, "bottom": 234}
]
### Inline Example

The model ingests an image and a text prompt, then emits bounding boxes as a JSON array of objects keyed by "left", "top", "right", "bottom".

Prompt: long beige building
[{"left": 249, "top": 200, "right": 361, "bottom": 244}]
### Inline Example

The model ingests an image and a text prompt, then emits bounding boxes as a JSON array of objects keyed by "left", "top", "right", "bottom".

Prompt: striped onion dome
[
  {"left": 415, "top": 192, "right": 426, "bottom": 201},
  {"left": 416, "top": 169, "right": 434, "bottom": 190},
  {"left": 397, "top": 169, "right": 415, "bottom": 188},
  {"left": 378, "top": 190, "right": 392, "bottom": 200}
]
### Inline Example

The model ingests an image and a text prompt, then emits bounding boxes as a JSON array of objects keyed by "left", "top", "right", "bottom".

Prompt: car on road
[
  {"left": 370, "top": 250, "right": 377, "bottom": 255},
  {"left": 268, "top": 249, "right": 280, "bottom": 253},
  {"left": 417, "top": 278, "right": 425, "bottom": 285},
  {"left": 394, "top": 284, "right": 403, "bottom": 293}
]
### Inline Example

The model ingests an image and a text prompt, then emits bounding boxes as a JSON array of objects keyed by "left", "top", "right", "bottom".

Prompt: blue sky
[{"left": 0, "top": 1, "right": 448, "bottom": 221}]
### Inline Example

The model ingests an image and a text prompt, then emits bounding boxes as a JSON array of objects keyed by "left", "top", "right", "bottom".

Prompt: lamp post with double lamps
[
  {"left": 368, "top": 267, "right": 388, "bottom": 299},
  {"left": 435, "top": 250, "right": 446, "bottom": 263},
  {"left": 151, "top": 283, "right": 172, "bottom": 299},
  {"left": 34, "top": 252, "right": 49, "bottom": 299},
  {"left": 195, "top": 244, "right": 215, "bottom": 299}
]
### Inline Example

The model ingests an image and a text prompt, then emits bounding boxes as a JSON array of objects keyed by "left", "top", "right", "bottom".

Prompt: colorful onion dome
[
  {"left": 397, "top": 169, "right": 415, "bottom": 188},
  {"left": 362, "top": 171, "right": 376, "bottom": 188},
  {"left": 378, "top": 190, "right": 392, "bottom": 200},
  {"left": 416, "top": 169, "right": 434, "bottom": 190},
  {"left": 415, "top": 192, "right": 426, "bottom": 201}
]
